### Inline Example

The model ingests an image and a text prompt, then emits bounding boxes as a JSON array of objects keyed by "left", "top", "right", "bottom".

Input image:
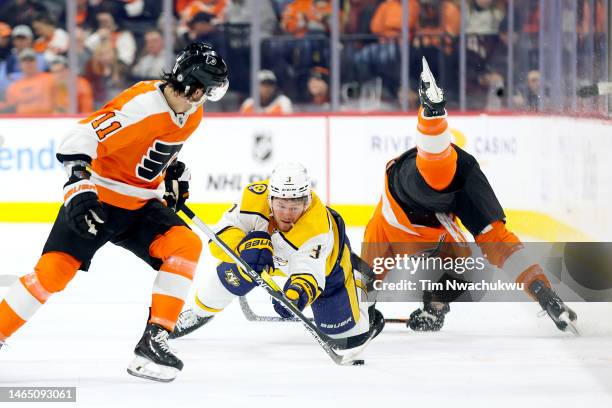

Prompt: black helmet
[{"left": 166, "top": 42, "right": 229, "bottom": 101}]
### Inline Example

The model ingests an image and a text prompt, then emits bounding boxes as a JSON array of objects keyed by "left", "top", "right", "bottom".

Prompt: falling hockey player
[
  {"left": 0, "top": 43, "right": 229, "bottom": 382},
  {"left": 169, "top": 162, "right": 385, "bottom": 350},
  {"left": 361, "top": 58, "right": 578, "bottom": 335}
]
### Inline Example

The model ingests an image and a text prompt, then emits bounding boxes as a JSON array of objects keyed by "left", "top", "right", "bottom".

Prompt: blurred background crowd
[{"left": 0, "top": 0, "right": 609, "bottom": 115}]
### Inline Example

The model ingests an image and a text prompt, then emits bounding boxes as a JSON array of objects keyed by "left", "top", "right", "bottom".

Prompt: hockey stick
[
  {"left": 237, "top": 233, "right": 449, "bottom": 325},
  {"left": 181, "top": 205, "right": 366, "bottom": 365},
  {"left": 238, "top": 295, "right": 411, "bottom": 324}
]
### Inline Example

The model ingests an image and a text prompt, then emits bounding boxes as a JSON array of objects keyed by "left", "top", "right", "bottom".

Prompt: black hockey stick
[
  {"left": 237, "top": 240, "right": 449, "bottom": 325},
  {"left": 238, "top": 295, "right": 410, "bottom": 324},
  {"left": 181, "top": 205, "right": 367, "bottom": 365}
]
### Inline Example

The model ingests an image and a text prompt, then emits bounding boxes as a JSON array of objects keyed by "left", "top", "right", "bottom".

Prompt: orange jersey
[
  {"left": 57, "top": 80, "right": 203, "bottom": 210},
  {"left": 240, "top": 94, "right": 293, "bottom": 114},
  {"left": 52, "top": 76, "right": 94, "bottom": 114},
  {"left": 4, "top": 73, "right": 55, "bottom": 114}
]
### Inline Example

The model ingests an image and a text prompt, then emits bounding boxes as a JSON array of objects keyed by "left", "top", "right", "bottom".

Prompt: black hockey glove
[
  {"left": 63, "top": 161, "right": 106, "bottom": 239},
  {"left": 164, "top": 161, "right": 190, "bottom": 212},
  {"left": 408, "top": 291, "right": 450, "bottom": 332}
]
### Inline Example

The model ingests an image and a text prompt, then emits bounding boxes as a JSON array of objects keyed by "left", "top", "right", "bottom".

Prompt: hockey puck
[{"left": 351, "top": 359, "right": 365, "bottom": 366}]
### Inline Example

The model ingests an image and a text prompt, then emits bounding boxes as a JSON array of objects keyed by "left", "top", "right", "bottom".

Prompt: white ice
[{"left": 1, "top": 224, "right": 611, "bottom": 408}]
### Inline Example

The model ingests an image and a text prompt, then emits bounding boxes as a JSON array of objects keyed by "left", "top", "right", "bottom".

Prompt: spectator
[
  {"left": 3, "top": 25, "right": 47, "bottom": 79},
  {"left": 343, "top": 0, "right": 379, "bottom": 35},
  {"left": 465, "top": 0, "right": 504, "bottom": 35},
  {"left": 177, "top": 12, "right": 225, "bottom": 52},
  {"left": 131, "top": 29, "right": 166, "bottom": 81},
  {"left": 0, "top": 22, "right": 11, "bottom": 62},
  {"left": 119, "top": 0, "right": 162, "bottom": 39},
  {"left": 281, "top": 0, "right": 332, "bottom": 37},
  {"left": 74, "top": 27, "right": 91, "bottom": 74},
  {"left": 178, "top": 0, "right": 228, "bottom": 23},
  {"left": 0, "top": 23, "right": 12, "bottom": 97},
  {"left": 83, "top": 41, "right": 126, "bottom": 109},
  {"left": 0, "top": 0, "right": 48, "bottom": 27},
  {"left": 48, "top": 56, "right": 94, "bottom": 114},
  {"left": 85, "top": 10, "right": 137, "bottom": 68},
  {"left": 240, "top": 70, "right": 294, "bottom": 114},
  {"left": 0, "top": 48, "right": 54, "bottom": 114},
  {"left": 301, "top": 66, "right": 329, "bottom": 111},
  {"left": 177, "top": 0, "right": 227, "bottom": 36},
  {"left": 416, "top": 0, "right": 461, "bottom": 38},
  {"left": 225, "top": 0, "right": 277, "bottom": 38},
  {"left": 351, "top": 0, "right": 419, "bottom": 96},
  {"left": 32, "top": 13, "right": 69, "bottom": 64},
  {"left": 370, "top": 0, "right": 419, "bottom": 39},
  {"left": 513, "top": 69, "right": 542, "bottom": 111},
  {"left": 56, "top": 0, "right": 98, "bottom": 31}
]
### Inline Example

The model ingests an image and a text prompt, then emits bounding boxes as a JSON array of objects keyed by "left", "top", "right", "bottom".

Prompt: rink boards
[{"left": 0, "top": 113, "right": 610, "bottom": 240}]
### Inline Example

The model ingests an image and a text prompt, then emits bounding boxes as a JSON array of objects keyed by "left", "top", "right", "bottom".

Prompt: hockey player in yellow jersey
[{"left": 170, "top": 162, "right": 385, "bottom": 347}]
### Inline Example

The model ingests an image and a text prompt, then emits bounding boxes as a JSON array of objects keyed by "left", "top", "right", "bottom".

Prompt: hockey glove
[
  {"left": 237, "top": 231, "right": 274, "bottom": 274},
  {"left": 63, "top": 161, "right": 106, "bottom": 239},
  {"left": 273, "top": 274, "right": 320, "bottom": 319},
  {"left": 408, "top": 291, "right": 450, "bottom": 332},
  {"left": 419, "top": 57, "right": 447, "bottom": 118},
  {"left": 164, "top": 161, "right": 190, "bottom": 212}
]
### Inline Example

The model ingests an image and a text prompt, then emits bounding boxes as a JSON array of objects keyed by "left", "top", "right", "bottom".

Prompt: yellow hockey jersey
[{"left": 210, "top": 180, "right": 351, "bottom": 295}]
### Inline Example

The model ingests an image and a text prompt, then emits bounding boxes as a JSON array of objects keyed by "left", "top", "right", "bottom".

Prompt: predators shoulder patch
[{"left": 248, "top": 183, "right": 268, "bottom": 195}]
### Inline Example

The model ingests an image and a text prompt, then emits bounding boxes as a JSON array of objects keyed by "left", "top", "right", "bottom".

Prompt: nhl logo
[
  {"left": 177, "top": 74, "right": 184, "bottom": 82},
  {"left": 252, "top": 133, "right": 273, "bottom": 163},
  {"left": 206, "top": 55, "right": 217, "bottom": 65},
  {"left": 224, "top": 269, "right": 240, "bottom": 287}
]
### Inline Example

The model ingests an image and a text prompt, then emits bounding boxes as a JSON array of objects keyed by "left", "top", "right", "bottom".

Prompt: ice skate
[
  {"left": 169, "top": 309, "right": 214, "bottom": 339},
  {"left": 127, "top": 323, "right": 183, "bottom": 382},
  {"left": 419, "top": 57, "right": 447, "bottom": 118},
  {"left": 529, "top": 280, "right": 579, "bottom": 335},
  {"left": 341, "top": 306, "right": 385, "bottom": 350}
]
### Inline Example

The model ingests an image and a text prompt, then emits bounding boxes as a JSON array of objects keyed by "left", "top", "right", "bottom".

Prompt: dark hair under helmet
[{"left": 167, "top": 42, "right": 229, "bottom": 100}]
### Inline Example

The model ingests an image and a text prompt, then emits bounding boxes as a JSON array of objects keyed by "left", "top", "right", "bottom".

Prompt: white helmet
[{"left": 268, "top": 162, "right": 312, "bottom": 201}]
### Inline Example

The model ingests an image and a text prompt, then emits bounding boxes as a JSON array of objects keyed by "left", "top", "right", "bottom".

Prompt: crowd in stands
[{"left": 0, "top": 0, "right": 607, "bottom": 114}]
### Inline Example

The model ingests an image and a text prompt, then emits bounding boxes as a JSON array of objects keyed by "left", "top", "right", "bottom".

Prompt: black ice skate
[
  {"left": 529, "top": 280, "right": 579, "bottom": 335},
  {"left": 169, "top": 309, "right": 214, "bottom": 339},
  {"left": 342, "top": 306, "right": 386, "bottom": 350},
  {"left": 419, "top": 57, "right": 447, "bottom": 118},
  {"left": 127, "top": 323, "right": 183, "bottom": 382},
  {"left": 408, "top": 300, "right": 450, "bottom": 332}
]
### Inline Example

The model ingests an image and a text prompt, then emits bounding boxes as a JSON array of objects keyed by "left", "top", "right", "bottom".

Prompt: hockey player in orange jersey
[
  {"left": 0, "top": 43, "right": 229, "bottom": 382},
  {"left": 362, "top": 58, "right": 578, "bottom": 335}
]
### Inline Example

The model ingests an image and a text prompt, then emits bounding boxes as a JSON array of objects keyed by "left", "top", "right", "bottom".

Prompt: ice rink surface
[{"left": 1, "top": 224, "right": 612, "bottom": 408}]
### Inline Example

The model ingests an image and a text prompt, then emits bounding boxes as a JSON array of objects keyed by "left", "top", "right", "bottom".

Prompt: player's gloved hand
[
  {"left": 273, "top": 274, "right": 320, "bottom": 319},
  {"left": 419, "top": 57, "right": 446, "bottom": 118},
  {"left": 63, "top": 161, "right": 106, "bottom": 239},
  {"left": 237, "top": 231, "right": 274, "bottom": 274},
  {"left": 164, "top": 160, "right": 190, "bottom": 212}
]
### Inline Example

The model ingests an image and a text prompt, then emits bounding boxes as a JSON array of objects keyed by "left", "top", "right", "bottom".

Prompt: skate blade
[
  {"left": 336, "top": 328, "right": 380, "bottom": 365},
  {"left": 560, "top": 312, "right": 580, "bottom": 336},
  {"left": 127, "top": 355, "right": 180, "bottom": 382}
]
